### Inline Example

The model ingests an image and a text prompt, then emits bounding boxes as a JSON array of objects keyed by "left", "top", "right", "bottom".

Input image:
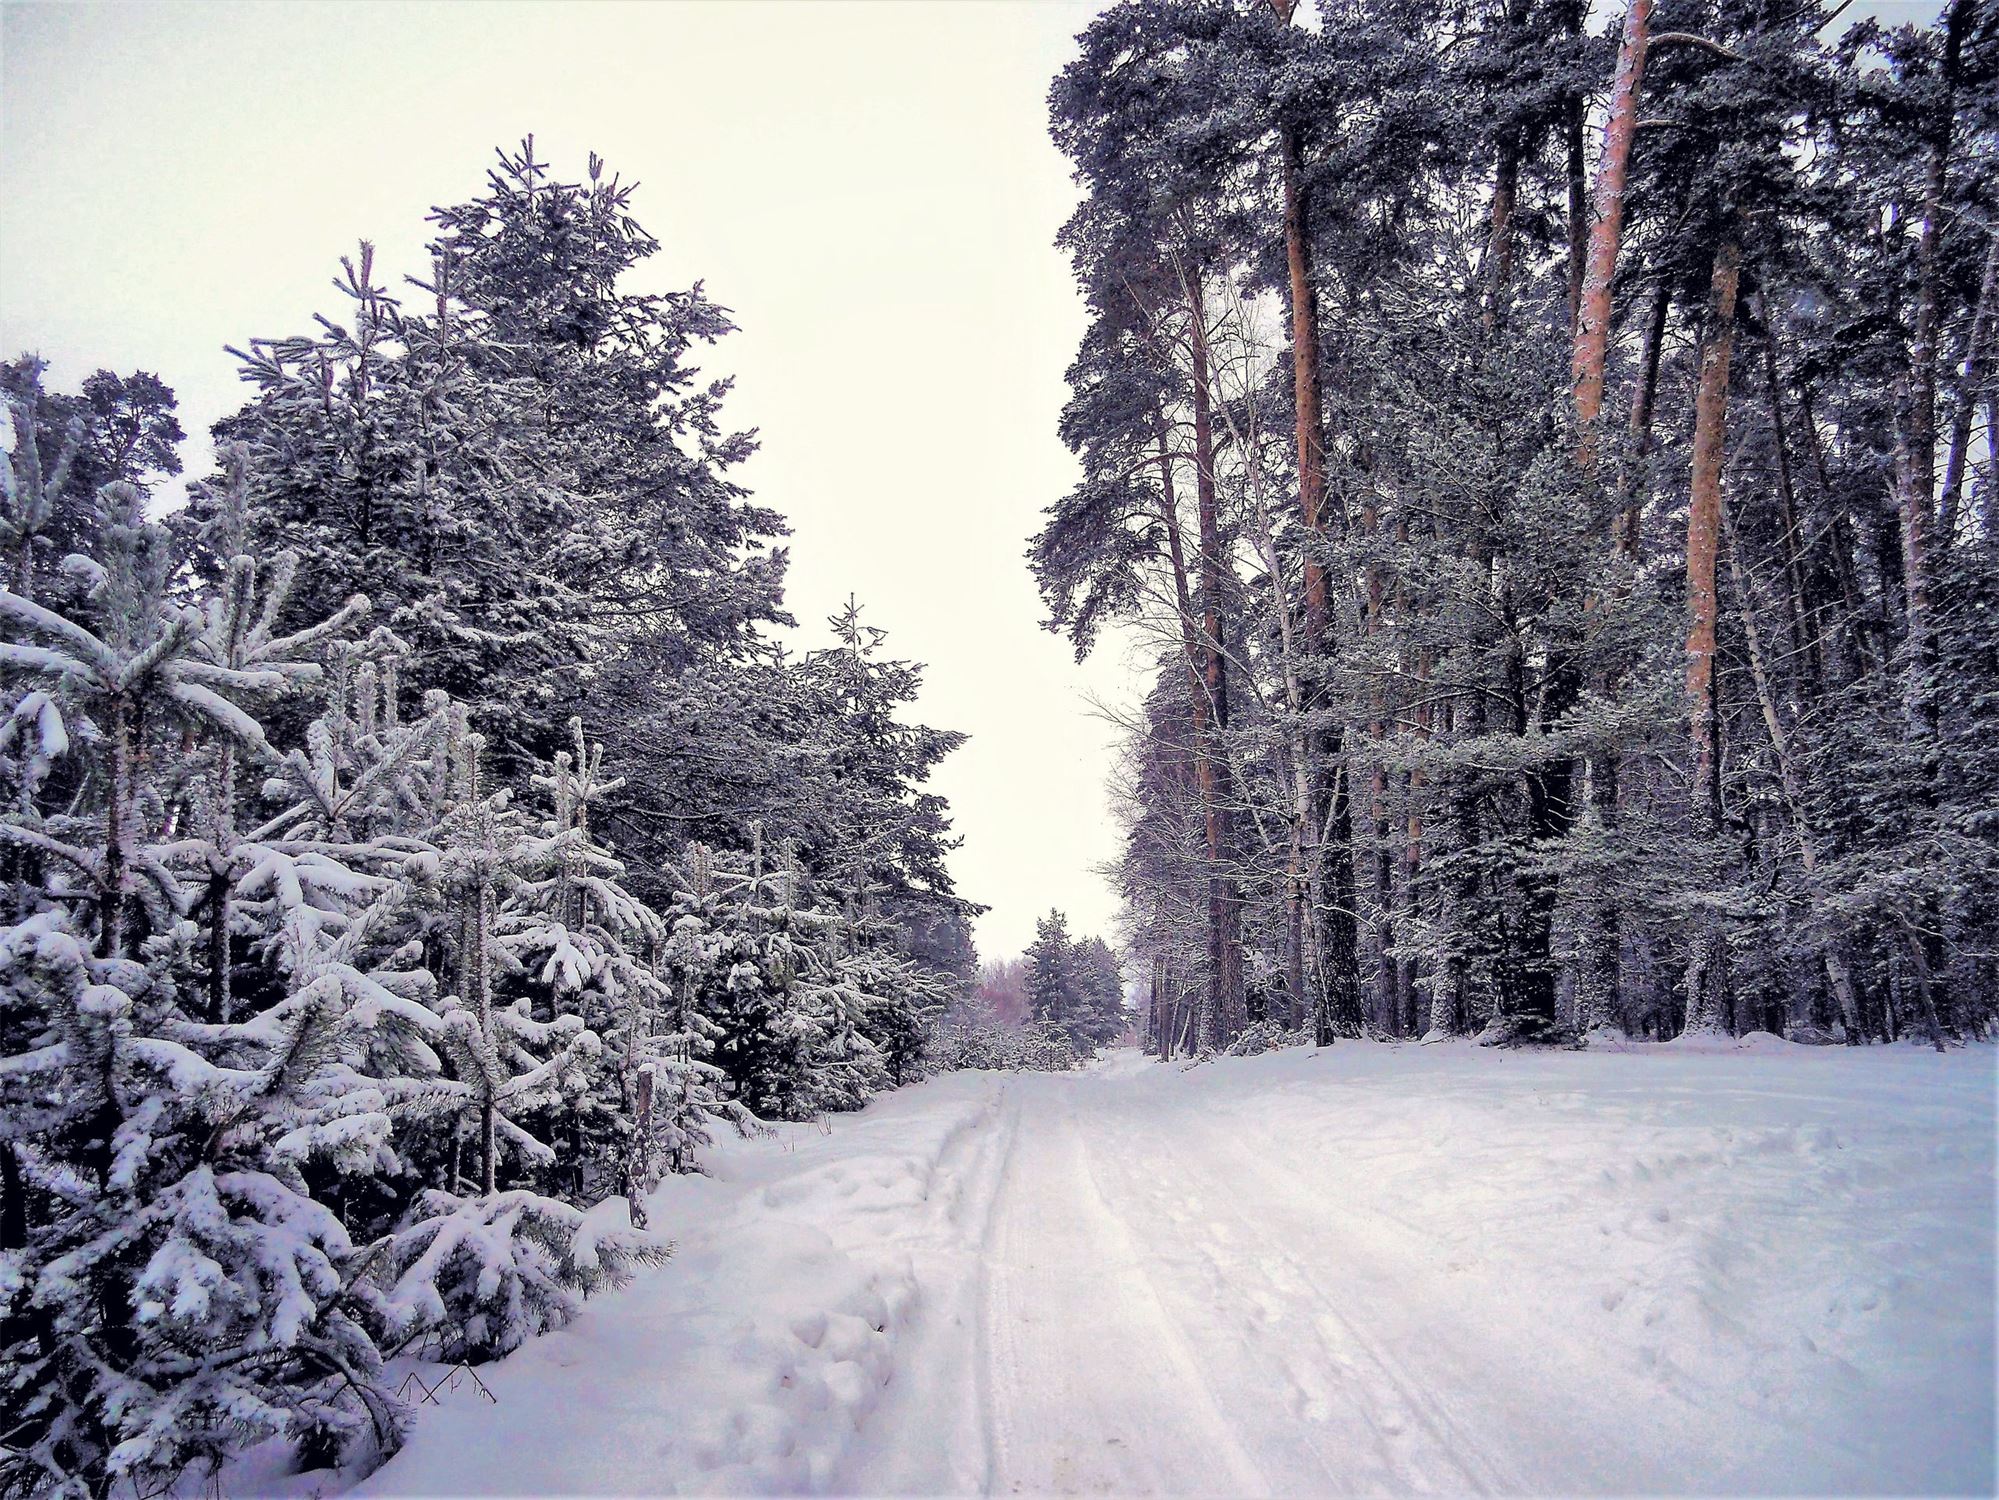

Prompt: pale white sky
[{"left": 0, "top": 0, "right": 1142, "bottom": 961}]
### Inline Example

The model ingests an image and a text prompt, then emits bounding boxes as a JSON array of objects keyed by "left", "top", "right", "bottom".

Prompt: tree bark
[
  {"left": 1724, "top": 512, "right": 1864, "bottom": 1041},
  {"left": 1683, "top": 235, "right": 1741, "bottom": 1035},
  {"left": 1687, "top": 239, "right": 1740, "bottom": 833},
  {"left": 99, "top": 698, "right": 131, "bottom": 960},
  {"left": 623, "top": 1064, "right": 656, "bottom": 1228},
  {"left": 1279, "top": 122, "right": 1330, "bottom": 1033},
  {"left": 1939, "top": 231, "right": 1999, "bottom": 547},
  {"left": 1559, "top": 0, "right": 1590, "bottom": 330},
  {"left": 1896, "top": 0, "right": 1972, "bottom": 731},
  {"left": 1482, "top": 0, "right": 1535, "bottom": 331},
  {"left": 1184, "top": 268, "right": 1246, "bottom": 1049},
  {"left": 1756, "top": 294, "right": 1817, "bottom": 687},
  {"left": 1485, "top": 132, "right": 1524, "bottom": 333},
  {"left": 1573, "top": 0, "right": 1655, "bottom": 461},
  {"left": 203, "top": 741, "right": 236, "bottom": 1024}
]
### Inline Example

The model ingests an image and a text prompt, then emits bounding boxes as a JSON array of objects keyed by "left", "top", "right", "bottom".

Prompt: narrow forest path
[{"left": 352, "top": 1043, "right": 1995, "bottom": 1500}]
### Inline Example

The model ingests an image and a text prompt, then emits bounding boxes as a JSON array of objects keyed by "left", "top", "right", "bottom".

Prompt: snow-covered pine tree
[
  {"left": 1024, "top": 909, "right": 1077, "bottom": 1038},
  {"left": 651, "top": 855, "right": 759, "bottom": 1175},
  {"left": 215, "top": 238, "right": 592, "bottom": 768},
  {"left": 503, "top": 718, "right": 751, "bottom": 1217},
  {"left": 167, "top": 442, "right": 368, "bottom": 1024},
  {"left": 353, "top": 706, "right": 670, "bottom": 1365},
  {"left": 3, "top": 355, "right": 184, "bottom": 602},
  {"left": 0, "top": 482, "right": 406, "bottom": 1492},
  {"left": 1070, "top": 936, "right": 1129, "bottom": 1052},
  {"left": 659, "top": 839, "right": 816, "bottom": 1122},
  {"left": 797, "top": 855, "right": 963, "bottom": 1098}
]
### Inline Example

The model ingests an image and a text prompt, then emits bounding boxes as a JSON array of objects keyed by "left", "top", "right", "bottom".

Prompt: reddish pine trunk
[
  {"left": 1686, "top": 239, "right": 1740, "bottom": 829},
  {"left": 1150, "top": 402, "right": 1228, "bottom": 1041},
  {"left": 1280, "top": 123, "right": 1329, "bottom": 1031},
  {"left": 1282, "top": 131, "right": 1329, "bottom": 646},
  {"left": 1573, "top": 0, "right": 1654, "bottom": 456},
  {"left": 1616, "top": 277, "right": 1673, "bottom": 557},
  {"left": 1482, "top": 0, "right": 1533, "bottom": 329},
  {"left": 1683, "top": 237, "right": 1740, "bottom": 1036}
]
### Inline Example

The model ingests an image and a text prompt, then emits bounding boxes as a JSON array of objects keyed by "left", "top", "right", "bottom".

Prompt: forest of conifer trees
[
  {"left": 1033, "top": 0, "right": 1999, "bottom": 1058},
  {"left": 0, "top": 144, "right": 978, "bottom": 1496}
]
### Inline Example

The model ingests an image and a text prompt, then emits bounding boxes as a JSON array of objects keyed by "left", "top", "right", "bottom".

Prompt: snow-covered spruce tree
[
  {"left": 166, "top": 442, "right": 369, "bottom": 1025},
  {"left": 230, "top": 634, "right": 472, "bottom": 1231},
  {"left": 216, "top": 143, "right": 790, "bottom": 775},
  {"left": 1019, "top": 910, "right": 1126, "bottom": 1057},
  {"left": 224, "top": 638, "right": 670, "bottom": 1372},
  {"left": 0, "top": 483, "right": 406, "bottom": 1494},
  {"left": 830, "top": 929, "right": 959, "bottom": 1090},
  {"left": 363, "top": 706, "right": 669, "bottom": 1365},
  {"left": 1024, "top": 910, "right": 1077, "bottom": 1038},
  {"left": 1070, "top": 936, "right": 1129, "bottom": 1052},
  {"left": 501, "top": 718, "right": 751, "bottom": 1218},
  {"left": 427, "top": 710, "right": 590, "bottom": 1198},
  {"left": 651, "top": 848, "right": 760, "bottom": 1176},
  {"left": 212, "top": 240, "right": 595, "bottom": 765},
  {"left": 650, "top": 833, "right": 950, "bottom": 1122},
  {"left": 426, "top": 141, "right": 790, "bottom": 721},
  {"left": 588, "top": 594, "right": 977, "bottom": 967},
  {"left": 658, "top": 839, "right": 816, "bottom": 1121}
]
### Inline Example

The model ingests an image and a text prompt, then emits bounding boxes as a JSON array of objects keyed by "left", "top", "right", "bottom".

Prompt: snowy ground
[{"left": 339, "top": 1040, "right": 1994, "bottom": 1497}]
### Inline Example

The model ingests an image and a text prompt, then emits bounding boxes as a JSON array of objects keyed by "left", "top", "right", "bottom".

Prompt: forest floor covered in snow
[{"left": 328, "top": 1039, "right": 1992, "bottom": 1497}]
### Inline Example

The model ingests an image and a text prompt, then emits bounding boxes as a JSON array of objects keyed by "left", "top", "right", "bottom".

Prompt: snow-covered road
[{"left": 353, "top": 1041, "right": 1996, "bottom": 1498}]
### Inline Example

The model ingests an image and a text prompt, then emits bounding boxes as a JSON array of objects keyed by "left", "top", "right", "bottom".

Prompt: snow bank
[{"left": 338, "top": 1073, "right": 1008, "bottom": 1497}]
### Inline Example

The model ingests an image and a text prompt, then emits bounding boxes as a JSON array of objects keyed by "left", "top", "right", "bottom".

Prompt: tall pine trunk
[
  {"left": 1277, "top": 117, "right": 1355, "bottom": 1043},
  {"left": 204, "top": 741, "right": 235, "bottom": 1024},
  {"left": 1150, "top": 401, "right": 1231, "bottom": 1047},
  {"left": 1896, "top": 0, "right": 1972, "bottom": 732},
  {"left": 1683, "top": 236, "right": 1740, "bottom": 1035},
  {"left": 1938, "top": 232, "right": 1999, "bottom": 543},
  {"left": 1183, "top": 269, "right": 1246, "bottom": 1048},
  {"left": 99, "top": 698, "right": 132, "bottom": 960},
  {"left": 1280, "top": 121, "right": 1329, "bottom": 1033},
  {"left": 1616, "top": 277, "right": 1674, "bottom": 556},
  {"left": 1573, "top": 0, "right": 1654, "bottom": 459},
  {"left": 1723, "top": 511, "right": 1864, "bottom": 1042}
]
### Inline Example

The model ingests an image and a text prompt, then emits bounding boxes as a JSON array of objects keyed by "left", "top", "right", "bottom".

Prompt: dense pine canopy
[{"left": 1031, "top": 0, "right": 1998, "bottom": 1055}]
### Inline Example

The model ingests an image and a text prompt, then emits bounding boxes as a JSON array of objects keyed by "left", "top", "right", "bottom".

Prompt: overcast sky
[{"left": 1, "top": 0, "right": 1145, "bottom": 962}]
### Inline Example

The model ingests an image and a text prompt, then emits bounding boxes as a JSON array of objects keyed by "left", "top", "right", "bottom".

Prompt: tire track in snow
[
  {"left": 831, "top": 1073, "right": 1017, "bottom": 1496},
  {"left": 980, "top": 1075, "right": 1269, "bottom": 1496}
]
